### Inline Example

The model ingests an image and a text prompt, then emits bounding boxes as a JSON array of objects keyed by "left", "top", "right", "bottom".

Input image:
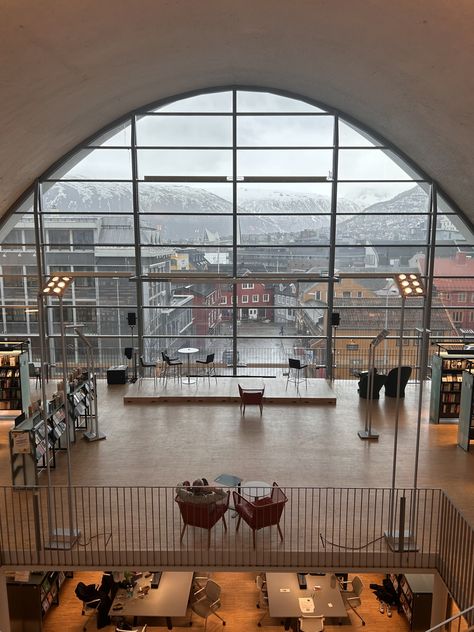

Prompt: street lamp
[
  {"left": 385, "top": 273, "right": 425, "bottom": 552},
  {"left": 42, "top": 275, "right": 80, "bottom": 549}
]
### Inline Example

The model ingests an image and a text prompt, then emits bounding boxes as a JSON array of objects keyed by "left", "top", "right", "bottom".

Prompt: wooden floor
[
  {"left": 2, "top": 377, "right": 471, "bottom": 524},
  {"left": 43, "top": 570, "right": 415, "bottom": 632}
]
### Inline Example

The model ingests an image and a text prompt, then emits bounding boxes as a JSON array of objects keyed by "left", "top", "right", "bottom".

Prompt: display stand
[
  {"left": 458, "top": 363, "right": 474, "bottom": 451},
  {"left": 7, "top": 571, "right": 66, "bottom": 632},
  {"left": 358, "top": 329, "right": 389, "bottom": 440},
  {"left": 388, "top": 573, "right": 433, "bottom": 631}
]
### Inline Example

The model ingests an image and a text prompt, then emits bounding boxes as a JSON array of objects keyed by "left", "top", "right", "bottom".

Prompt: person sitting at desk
[{"left": 176, "top": 478, "right": 227, "bottom": 504}]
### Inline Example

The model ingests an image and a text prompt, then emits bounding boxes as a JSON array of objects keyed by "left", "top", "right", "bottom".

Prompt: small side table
[{"left": 178, "top": 347, "right": 199, "bottom": 385}]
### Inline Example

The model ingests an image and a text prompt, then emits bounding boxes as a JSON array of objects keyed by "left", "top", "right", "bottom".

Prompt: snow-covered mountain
[{"left": 40, "top": 181, "right": 433, "bottom": 243}]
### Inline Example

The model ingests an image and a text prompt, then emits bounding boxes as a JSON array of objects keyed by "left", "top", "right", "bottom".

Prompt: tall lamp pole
[
  {"left": 385, "top": 273, "right": 425, "bottom": 552},
  {"left": 42, "top": 275, "right": 80, "bottom": 549},
  {"left": 358, "top": 328, "right": 389, "bottom": 440}
]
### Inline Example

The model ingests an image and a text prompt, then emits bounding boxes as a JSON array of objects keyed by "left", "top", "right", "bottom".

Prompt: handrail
[
  {"left": 0, "top": 485, "right": 472, "bottom": 626},
  {"left": 424, "top": 605, "right": 474, "bottom": 631}
]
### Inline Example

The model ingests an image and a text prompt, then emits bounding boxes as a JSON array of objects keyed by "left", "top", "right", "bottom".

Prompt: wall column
[
  {"left": 0, "top": 571, "right": 11, "bottom": 632},
  {"left": 430, "top": 571, "right": 449, "bottom": 629}
]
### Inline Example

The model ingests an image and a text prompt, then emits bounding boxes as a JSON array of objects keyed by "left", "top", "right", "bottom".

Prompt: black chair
[
  {"left": 384, "top": 366, "right": 412, "bottom": 398},
  {"left": 139, "top": 355, "right": 157, "bottom": 385},
  {"left": 74, "top": 582, "right": 102, "bottom": 631},
  {"left": 196, "top": 353, "right": 217, "bottom": 383},
  {"left": 160, "top": 351, "right": 182, "bottom": 384},
  {"left": 28, "top": 362, "right": 41, "bottom": 388},
  {"left": 286, "top": 357, "right": 308, "bottom": 389},
  {"left": 357, "top": 369, "right": 387, "bottom": 399}
]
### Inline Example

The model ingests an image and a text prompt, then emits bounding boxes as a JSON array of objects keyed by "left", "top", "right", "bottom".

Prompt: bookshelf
[
  {"left": 389, "top": 573, "right": 433, "bottom": 631},
  {"left": 0, "top": 345, "right": 30, "bottom": 415},
  {"left": 429, "top": 346, "right": 474, "bottom": 423},
  {"left": 7, "top": 570, "right": 66, "bottom": 632},
  {"left": 458, "top": 363, "right": 474, "bottom": 451}
]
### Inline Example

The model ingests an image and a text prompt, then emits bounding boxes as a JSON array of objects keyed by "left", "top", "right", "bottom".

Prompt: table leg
[{"left": 166, "top": 616, "right": 173, "bottom": 629}]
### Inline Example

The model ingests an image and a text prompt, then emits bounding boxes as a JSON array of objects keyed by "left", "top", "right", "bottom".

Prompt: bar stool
[
  {"left": 160, "top": 351, "right": 182, "bottom": 385},
  {"left": 286, "top": 358, "right": 308, "bottom": 389},
  {"left": 195, "top": 353, "right": 217, "bottom": 383}
]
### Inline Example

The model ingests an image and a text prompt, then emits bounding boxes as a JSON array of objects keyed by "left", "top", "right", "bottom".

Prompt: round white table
[
  {"left": 178, "top": 347, "right": 199, "bottom": 385},
  {"left": 241, "top": 480, "right": 272, "bottom": 501}
]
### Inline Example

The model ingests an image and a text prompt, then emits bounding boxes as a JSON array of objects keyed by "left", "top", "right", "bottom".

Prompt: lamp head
[
  {"left": 42, "top": 275, "right": 73, "bottom": 296},
  {"left": 394, "top": 272, "right": 425, "bottom": 298}
]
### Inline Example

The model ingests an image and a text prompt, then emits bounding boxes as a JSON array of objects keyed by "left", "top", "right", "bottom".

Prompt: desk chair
[
  {"left": 190, "top": 579, "right": 226, "bottom": 630},
  {"left": 298, "top": 614, "right": 325, "bottom": 632},
  {"left": 286, "top": 358, "right": 308, "bottom": 389},
  {"left": 196, "top": 353, "right": 217, "bottom": 383},
  {"left": 74, "top": 582, "right": 101, "bottom": 631},
  {"left": 339, "top": 575, "right": 365, "bottom": 625}
]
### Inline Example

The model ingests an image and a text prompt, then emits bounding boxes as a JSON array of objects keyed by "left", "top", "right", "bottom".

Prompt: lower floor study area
[{"left": 2, "top": 568, "right": 470, "bottom": 632}]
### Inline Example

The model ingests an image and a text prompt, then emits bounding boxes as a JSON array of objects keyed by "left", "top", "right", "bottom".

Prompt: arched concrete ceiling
[{"left": 1, "top": 0, "right": 473, "bottom": 225}]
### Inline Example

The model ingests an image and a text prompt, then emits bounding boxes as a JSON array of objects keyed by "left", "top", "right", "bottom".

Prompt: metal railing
[
  {"left": 33, "top": 340, "right": 438, "bottom": 380},
  {"left": 0, "top": 485, "right": 473, "bottom": 624}
]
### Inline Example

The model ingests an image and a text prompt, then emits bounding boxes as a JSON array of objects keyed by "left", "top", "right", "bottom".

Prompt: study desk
[
  {"left": 266, "top": 572, "right": 348, "bottom": 629},
  {"left": 109, "top": 571, "right": 193, "bottom": 630}
]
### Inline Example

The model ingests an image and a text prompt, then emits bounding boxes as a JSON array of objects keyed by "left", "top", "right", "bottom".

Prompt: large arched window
[{"left": 0, "top": 88, "right": 473, "bottom": 377}]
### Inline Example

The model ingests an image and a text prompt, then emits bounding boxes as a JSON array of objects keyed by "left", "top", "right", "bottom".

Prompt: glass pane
[
  {"left": 153, "top": 91, "right": 233, "bottom": 113},
  {"left": 44, "top": 246, "right": 137, "bottom": 273},
  {"left": 237, "top": 182, "right": 333, "bottom": 213},
  {"left": 239, "top": 215, "right": 330, "bottom": 245},
  {"left": 140, "top": 215, "right": 233, "bottom": 245},
  {"left": 338, "top": 120, "right": 382, "bottom": 147},
  {"left": 237, "top": 246, "right": 330, "bottom": 273},
  {"left": 334, "top": 245, "right": 428, "bottom": 272},
  {"left": 137, "top": 149, "right": 232, "bottom": 178},
  {"left": 138, "top": 182, "right": 232, "bottom": 213},
  {"left": 237, "top": 91, "right": 324, "bottom": 113},
  {"left": 87, "top": 121, "right": 131, "bottom": 147},
  {"left": 237, "top": 115, "right": 333, "bottom": 147},
  {"left": 42, "top": 182, "right": 134, "bottom": 213},
  {"left": 136, "top": 115, "right": 232, "bottom": 147},
  {"left": 336, "top": 214, "right": 429, "bottom": 244},
  {"left": 338, "top": 149, "right": 421, "bottom": 180},
  {"left": 140, "top": 246, "right": 233, "bottom": 272},
  {"left": 436, "top": 214, "right": 474, "bottom": 243},
  {"left": 337, "top": 182, "right": 430, "bottom": 214},
  {"left": 237, "top": 149, "right": 332, "bottom": 177},
  {"left": 48, "top": 149, "right": 132, "bottom": 180}
]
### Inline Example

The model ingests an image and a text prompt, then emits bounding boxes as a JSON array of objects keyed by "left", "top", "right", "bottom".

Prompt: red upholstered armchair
[
  {"left": 238, "top": 384, "right": 265, "bottom": 415},
  {"left": 233, "top": 482, "right": 288, "bottom": 547},
  {"left": 175, "top": 490, "right": 230, "bottom": 548}
]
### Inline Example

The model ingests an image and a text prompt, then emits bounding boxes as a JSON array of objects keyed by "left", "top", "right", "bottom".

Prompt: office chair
[
  {"left": 286, "top": 357, "right": 308, "bottom": 389},
  {"left": 74, "top": 582, "right": 101, "bottom": 631},
  {"left": 256, "top": 573, "right": 269, "bottom": 627},
  {"left": 190, "top": 578, "right": 226, "bottom": 630},
  {"left": 196, "top": 352, "right": 217, "bottom": 383},
  {"left": 298, "top": 614, "right": 325, "bottom": 632},
  {"left": 339, "top": 575, "right": 365, "bottom": 625},
  {"left": 139, "top": 355, "right": 157, "bottom": 386}
]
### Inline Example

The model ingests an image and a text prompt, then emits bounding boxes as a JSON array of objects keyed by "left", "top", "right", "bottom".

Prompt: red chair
[
  {"left": 238, "top": 384, "right": 265, "bottom": 415},
  {"left": 233, "top": 482, "right": 288, "bottom": 547},
  {"left": 175, "top": 491, "right": 230, "bottom": 548}
]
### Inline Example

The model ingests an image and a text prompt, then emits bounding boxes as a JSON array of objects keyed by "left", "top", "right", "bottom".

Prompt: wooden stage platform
[{"left": 122, "top": 377, "right": 337, "bottom": 406}]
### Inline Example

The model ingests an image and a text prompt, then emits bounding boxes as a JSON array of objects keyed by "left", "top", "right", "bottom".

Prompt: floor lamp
[
  {"left": 42, "top": 275, "right": 80, "bottom": 549},
  {"left": 385, "top": 273, "right": 425, "bottom": 552},
  {"left": 358, "top": 328, "right": 389, "bottom": 440}
]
